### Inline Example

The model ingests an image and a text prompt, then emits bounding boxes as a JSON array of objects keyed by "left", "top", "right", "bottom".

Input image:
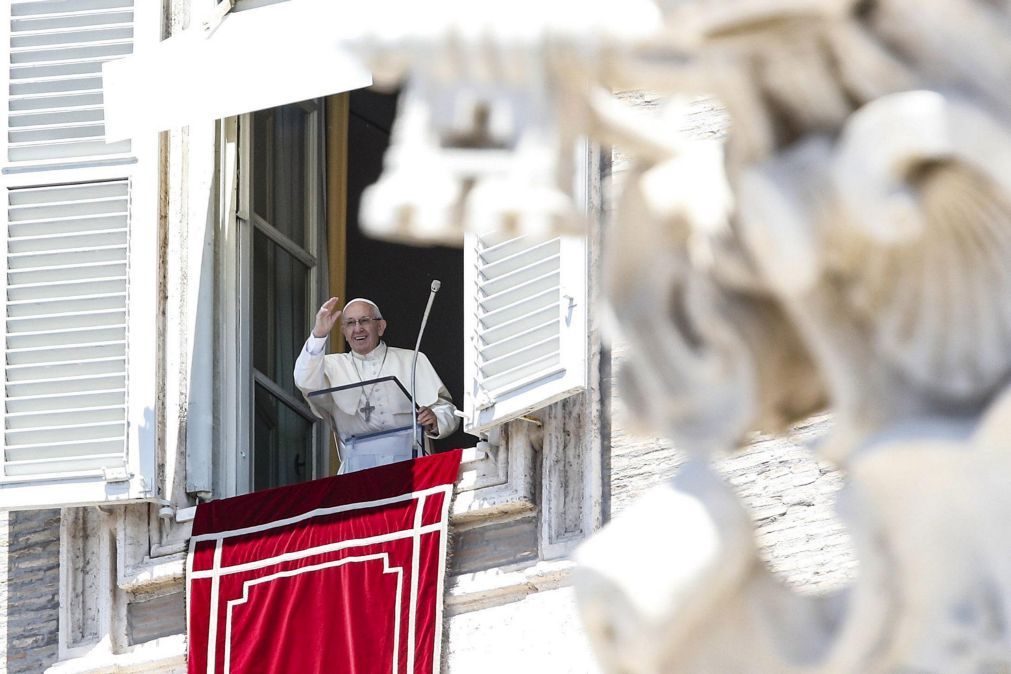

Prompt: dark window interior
[{"left": 345, "top": 89, "right": 470, "bottom": 451}]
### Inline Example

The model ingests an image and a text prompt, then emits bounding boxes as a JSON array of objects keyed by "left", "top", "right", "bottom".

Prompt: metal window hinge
[
  {"left": 202, "top": 0, "right": 236, "bottom": 34},
  {"left": 103, "top": 467, "right": 133, "bottom": 483},
  {"left": 563, "top": 293, "right": 577, "bottom": 324},
  {"left": 154, "top": 498, "right": 198, "bottom": 523},
  {"left": 475, "top": 390, "right": 495, "bottom": 411}
]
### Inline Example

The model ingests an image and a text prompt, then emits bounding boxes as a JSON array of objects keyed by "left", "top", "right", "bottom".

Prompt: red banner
[{"left": 187, "top": 450, "right": 462, "bottom": 674}]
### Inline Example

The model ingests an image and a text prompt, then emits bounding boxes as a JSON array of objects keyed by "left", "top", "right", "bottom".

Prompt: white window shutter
[
  {"left": 463, "top": 230, "right": 587, "bottom": 435},
  {"left": 0, "top": 0, "right": 158, "bottom": 509},
  {"left": 6, "top": 0, "right": 135, "bottom": 167}
]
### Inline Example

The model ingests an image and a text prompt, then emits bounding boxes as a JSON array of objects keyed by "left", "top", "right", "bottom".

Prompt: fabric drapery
[{"left": 187, "top": 450, "right": 462, "bottom": 673}]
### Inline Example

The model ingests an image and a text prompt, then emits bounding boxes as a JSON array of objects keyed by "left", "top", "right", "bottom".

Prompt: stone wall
[
  {"left": 605, "top": 93, "right": 857, "bottom": 594},
  {"left": 0, "top": 509, "right": 61, "bottom": 674},
  {"left": 610, "top": 377, "right": 857, "bottom": 592}
]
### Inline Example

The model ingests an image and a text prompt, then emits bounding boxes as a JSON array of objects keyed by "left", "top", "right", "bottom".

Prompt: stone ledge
[
  {"left": 46, "top": 635, "right": 186, "bottom": 674},
  {"left": 446, "top": 559, "right": 575, "bottom": 615},
  {"left": 118, "top": 554, "right": 186, "bottom": 594}
]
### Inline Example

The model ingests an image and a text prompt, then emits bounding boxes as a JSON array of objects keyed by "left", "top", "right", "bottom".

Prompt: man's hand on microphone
[
  {"left": 417, "top": 406, "right": 438, "bottom": 435},
  {"left": 312, "top": 297, "right": 342, "bottom": 338}
]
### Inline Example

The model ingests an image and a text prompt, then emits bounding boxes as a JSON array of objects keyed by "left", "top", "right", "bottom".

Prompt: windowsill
[
  {"left": 118, "top": 553, "right": 187, "bottom": 594},
  {"left": 47, "top": 634, "right": 186, "bottom": 674},
  {"left": 445, "top": 559, "right": 575, "bottom": 615}
]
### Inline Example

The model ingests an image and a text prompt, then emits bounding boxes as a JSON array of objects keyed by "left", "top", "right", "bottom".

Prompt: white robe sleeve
[
  {"left": 293, "top": 334, "right": 330, "bottom": 420},
  {"left": 415, "top": 352, "right": 460, "bottom": 439}
]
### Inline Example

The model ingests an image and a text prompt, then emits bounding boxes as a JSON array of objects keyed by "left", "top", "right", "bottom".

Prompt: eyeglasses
[{"left": 343, "top": 317, "right": 378, "bottom": 328}]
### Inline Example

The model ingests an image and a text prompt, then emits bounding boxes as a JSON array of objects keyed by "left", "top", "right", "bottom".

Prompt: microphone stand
[{"left": 412, "top": 280, "right": 441, "bottom": 456}]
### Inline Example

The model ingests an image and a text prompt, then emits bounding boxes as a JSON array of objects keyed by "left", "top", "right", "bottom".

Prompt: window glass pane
[
  {"left": 252, "top": 229, "right": 308, "bottom": 397},
  {"left": 252, "top": 104, "right": 309, "bottom": 247},
  {"left": 253, "top": 385, "right": 312, "bottom": 491}
]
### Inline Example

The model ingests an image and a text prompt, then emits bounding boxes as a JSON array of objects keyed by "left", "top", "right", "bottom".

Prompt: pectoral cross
[{"left": 359, "top": 400, "right": 375, "bottom": 422}]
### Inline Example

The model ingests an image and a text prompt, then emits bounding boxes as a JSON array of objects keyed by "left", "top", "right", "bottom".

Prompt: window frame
[{"left": 215, "top": 99, "right": 330, "bottom": 497}]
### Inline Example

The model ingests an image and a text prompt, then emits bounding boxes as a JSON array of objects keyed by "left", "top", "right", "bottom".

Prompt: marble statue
[{"left": 344, "top": 0, "right": 1011, "bottom": 671}]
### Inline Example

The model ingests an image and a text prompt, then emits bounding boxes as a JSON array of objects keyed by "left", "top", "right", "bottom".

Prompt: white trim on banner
[
  {"left": 189, "top": 482, "right": 454, "bottom": 674},
  {"left": 223, "top": 554, "right": 405, "bottom": 674}
]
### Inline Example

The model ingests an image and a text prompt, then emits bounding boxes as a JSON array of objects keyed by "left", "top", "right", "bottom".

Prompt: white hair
[{"left": 344, "top": 298, "right": 383, "bottom": 319}]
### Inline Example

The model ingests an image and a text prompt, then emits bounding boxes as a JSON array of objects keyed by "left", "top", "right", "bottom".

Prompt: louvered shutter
[
  {"left": 463, "top": 230, "right": 587, "bottom": 434},
  {"left": 0, "top": 0, "right": 158, "bottom": 509}
]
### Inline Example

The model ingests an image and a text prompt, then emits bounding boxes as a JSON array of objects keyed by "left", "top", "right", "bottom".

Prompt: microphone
[{"left": 412, "top": 280, "right": 441, "bottom": 456}]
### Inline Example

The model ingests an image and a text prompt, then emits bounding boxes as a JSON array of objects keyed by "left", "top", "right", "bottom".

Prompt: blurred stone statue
[{"left": 342, "top": 0, "right": 1011, "bottom": 670}]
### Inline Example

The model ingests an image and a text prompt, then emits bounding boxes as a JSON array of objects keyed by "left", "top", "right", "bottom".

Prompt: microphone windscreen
[{"left": 431, "top": 280, "right": 441, "bottom": 292}]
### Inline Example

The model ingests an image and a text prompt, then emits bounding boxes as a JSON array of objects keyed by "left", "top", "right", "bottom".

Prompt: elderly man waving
[{"left": 293, "top": 297, "right": 459, "bottom": 473}]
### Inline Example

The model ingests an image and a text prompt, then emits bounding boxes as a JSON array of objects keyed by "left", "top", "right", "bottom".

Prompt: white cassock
[{"left": 293, "top": 335, "right": 460, "bottom": 473}]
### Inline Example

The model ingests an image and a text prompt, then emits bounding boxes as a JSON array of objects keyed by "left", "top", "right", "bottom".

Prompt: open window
[
  {"left": 0, "top": 0, "right": 159, "bottom": 509},
  {"left": 90, "top": 0, "right": 589, "bottom": 499},
  {"left": 218, "top": 89, "right": 469, "bottom": 496}
]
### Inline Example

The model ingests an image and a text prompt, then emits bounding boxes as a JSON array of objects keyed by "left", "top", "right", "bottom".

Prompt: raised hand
[{"left": 312, "top": 297, "right": 342, "bottom": 338}]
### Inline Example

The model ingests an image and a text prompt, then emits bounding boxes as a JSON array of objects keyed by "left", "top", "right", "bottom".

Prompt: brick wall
[
  {"left": 1, "top": 509, "right": 61, "bottom": 674},
  {"left": 605, "top": 94, "right": 857, "bottom": 592},
  {"left": 609, "top": 348, "right": 857, "bottom": 591}
]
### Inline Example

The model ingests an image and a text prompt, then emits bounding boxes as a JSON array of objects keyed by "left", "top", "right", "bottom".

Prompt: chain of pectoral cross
[{"left": 350, "top": 344, "right": 388, "bottom": 422}]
